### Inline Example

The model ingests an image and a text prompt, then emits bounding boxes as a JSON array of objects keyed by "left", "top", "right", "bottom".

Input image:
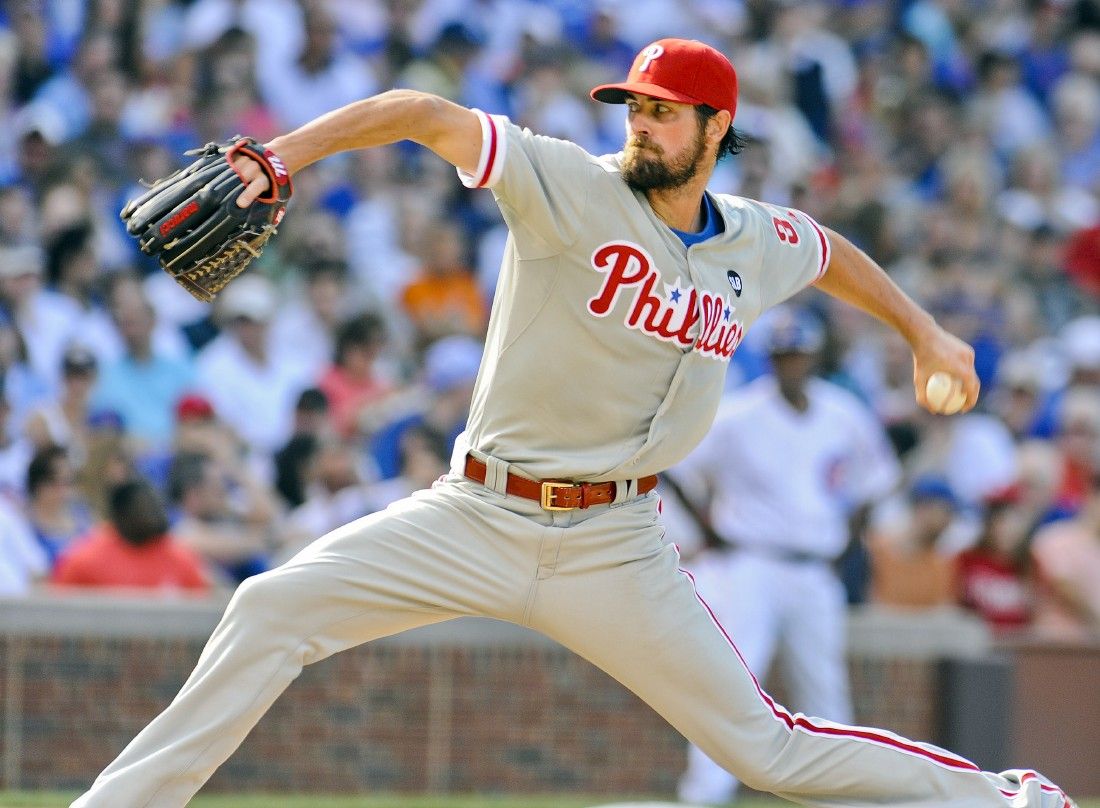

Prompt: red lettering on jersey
[
  {"left": 625, "top": 272, "right": 661, "bottom": 328},
  {"left": 672, "top": 288, "right": 700, "bottom": 344},
  {"left": 626, "top": 273, "right": 692, "bottom": 344},
  {"left": 588, "top": 241, "right": 744, "bottom": 361},
  {"left": 693, "top": 290, "right": 745, "bottom": 359},
  {"left": 588, "top": 243, "right": 651, "bottom": 316}
]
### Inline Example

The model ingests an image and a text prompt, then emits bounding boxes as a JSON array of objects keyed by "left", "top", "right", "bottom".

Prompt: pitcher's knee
[
  {"left": 736, "top": 762, "right": 782, "bottom": 793},
  {"left": 226, "top": 570, "right": 301, "bottom": 628},
  {"left": 705, "top": 736, "right": 791, "bottom": 793}
]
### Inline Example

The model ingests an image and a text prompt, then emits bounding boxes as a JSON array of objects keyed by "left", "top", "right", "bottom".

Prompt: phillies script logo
[{"left": 586, "top": 241, "right": 744, "bottom": 361}]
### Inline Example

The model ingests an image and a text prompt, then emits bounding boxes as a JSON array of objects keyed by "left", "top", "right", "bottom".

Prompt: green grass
[
  {"left": 0, "top": 795, "right": 790, "bottom": 808},
  {"left": 2, "top": 796, "right": 1096, "bottom": 808}
]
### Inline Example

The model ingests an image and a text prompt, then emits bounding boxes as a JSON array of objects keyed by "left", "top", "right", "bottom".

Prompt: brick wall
[{"left": 0, "top": 600, "right": 961, "bottom": 798}]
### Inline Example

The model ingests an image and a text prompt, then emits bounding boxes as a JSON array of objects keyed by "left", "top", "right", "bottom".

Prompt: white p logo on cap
[{"left": 638, "top": 43, "right": 664, "bottom": 73}]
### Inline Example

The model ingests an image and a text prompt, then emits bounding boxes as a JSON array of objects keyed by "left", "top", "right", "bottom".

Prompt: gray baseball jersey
[{"left": 455, "top": 110, "right": 829, "bottom": 482}]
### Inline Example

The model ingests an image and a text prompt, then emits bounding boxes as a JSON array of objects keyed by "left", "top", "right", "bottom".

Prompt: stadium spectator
[
  {"left": 1061, "top": 316, "right": 1100, "bottom": 392},
  {"left": 1053, "top": 72, "right": 1100, "bottom": 191},
  {"left": 91, "top": 284, "right": 194, "bottom": 453},
  {"left": 29, "top": 28, "right": 119, "bottom": 144},
  {"left": 43, "top": 222, "right": 102, "bottom": 333},
  {"left": 171, "top": 392, "right": 241, "bottom": 464},
  {"left": 999, "top": 144, "right": 1098, "bottom": 235},
  {"left": 316, "top": 312, "right": 392, "bottom": 438},
  {"left": 25, "top": 443, "right": 93, "bottom": 567},
  {"left": 6, "top": 4, "right": 52, "bottom": 107},
  {"left": 0, "top": 242, "right": 80, "bottom": 390},
  {"left": 1046, "top": 387, "right": 1100, "bottom": 519},
  {"left": 259, "top": 2, "right": 377, "bottom": 132},
  {"left": 24, "top": 344, "right": 98, "bottom": 467},
  {"left": 0, "top": 307, "right": 49, "bottom": 432},
  {"left": 990, "top": 350, "right": 1047, "bottom": 441},
  {"left": 400, "top": 218, "right": 487, "bottom": 350},
  {"left": 513, "top": 45, "right": 602, "bottom": 153},
  {"left": 997, "top": 443, "right": 1064, "bottom": 541},
  {"left": 68, "top": 67, "right": 131, "bottom": 190},
  {"left": 77, "top": 409, "right": 136, "bottom": 520},
  {"left": 10, "top": 105, "right": 62, "bottom": 194},
  {"left": 0, "top": 372, "right": 33, "bottom": 505},
  {"left": 955, "top": 485, "right": 1035, "bottom": 634},
  {"left": 51, "top": 478, "right": 209, "bottom": 593},
  {"left": 271, "top": 258, "right": 352, "bottom": 377},
  {"left": 361, "top": 422, "right": 451, "bottom": 513},
  {"left": 166, "top": 451, "right": 274, "bottom": 585},
  {"left": 276, "top": 436, "right": 375, "bottom": 563},
  {"left": 370, "top": 334, "right": 483, "bottom": 479},
  {"left": 396, "top": 21, "right": 482, "bottom": 104},
  {"left": 342, "top": 147, "right": 422, "bottom": 308},
  {"left": 1016, "top": 224, "right": 1080, "bottom": 335},
  {"left": 194, "top": 273, "right": 312, "bottom": 457},
  {"left": 0, "top": 494, "right": 45, "bottom": 596},
  {"left": 904, "top": 400, "right": 1020, "bottom": 510},
  {"left": 273, "top": 387, "right": 334, "bottom": 509},
  {"left": 972, "top": 50, "right": 1051, "bottom": 160},
  {"left": 1030, "top": 470, "right": 1100, "bottom": 642},
  {"left": 192, "top": 27, "right": 280, "bottom": 145},
  {"left": 180, "top": 0, "right": 305, "bottom": 69},
  {"left": 868, "top": 477, "right": 960, "bottom": 609}
]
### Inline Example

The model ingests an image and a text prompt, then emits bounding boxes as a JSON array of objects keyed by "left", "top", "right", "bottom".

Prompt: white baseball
[{"left": 925, "top": 371, "right": 967, "bottom": 415}]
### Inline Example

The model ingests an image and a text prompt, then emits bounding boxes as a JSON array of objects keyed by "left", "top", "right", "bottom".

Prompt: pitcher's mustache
[{"left": 628, "top": 137, "right": 663, "bottom": 154}]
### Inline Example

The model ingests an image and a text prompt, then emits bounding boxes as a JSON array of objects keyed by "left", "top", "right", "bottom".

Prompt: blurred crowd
[{"left": 0, "top": 0, "right": 1098, "bottom": 640}]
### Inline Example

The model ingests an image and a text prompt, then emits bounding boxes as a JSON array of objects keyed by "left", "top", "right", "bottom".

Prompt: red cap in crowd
[
  {"left": 984, "top": 483, "right": 1024, "bottom": 508},
  {"left": 176, "top": 393, "right": 215, "bottom": 422},
  {"left": 590, "top": 38, "right": 738, "bottom": 118}
]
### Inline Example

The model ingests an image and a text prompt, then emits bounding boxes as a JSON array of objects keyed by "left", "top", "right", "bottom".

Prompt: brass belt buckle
[{"left": 540, "top": 481, "right": 576, "bottom": 511}]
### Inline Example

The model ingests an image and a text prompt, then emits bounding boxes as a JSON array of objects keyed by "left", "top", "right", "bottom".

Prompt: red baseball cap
[
  {"left": 590, "top": 38, "right": 738, "bottom": 118},
  {"left": 176, "top": 393, "right": 215, "bottom": 422}
]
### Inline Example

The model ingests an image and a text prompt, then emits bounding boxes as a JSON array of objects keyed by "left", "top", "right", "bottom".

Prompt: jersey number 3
[{"left": 773, "top": 216, "right": 800, "bottom": 246}]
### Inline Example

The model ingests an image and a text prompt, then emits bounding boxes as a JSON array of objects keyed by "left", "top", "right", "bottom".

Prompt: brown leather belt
[{"left": 463, "top": 455, "right": 658, "bottom": 511}]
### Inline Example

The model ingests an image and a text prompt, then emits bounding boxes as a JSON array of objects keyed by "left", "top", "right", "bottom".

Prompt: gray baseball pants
[{"left": 72, "top": 470, "right": 1072, "bottom": 808}]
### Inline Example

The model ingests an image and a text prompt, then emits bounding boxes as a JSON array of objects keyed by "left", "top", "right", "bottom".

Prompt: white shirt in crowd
[
  {"left": 0, "top": 499, "right": 46, "bottom": 596},
  {"left": 194, "top": 334, "right": 313, "bottom": 456}
]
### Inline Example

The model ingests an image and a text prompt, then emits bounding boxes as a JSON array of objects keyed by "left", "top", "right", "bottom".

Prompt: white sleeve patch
[{"left": 456, "top": 109, "right": 508, "bottom": 189}]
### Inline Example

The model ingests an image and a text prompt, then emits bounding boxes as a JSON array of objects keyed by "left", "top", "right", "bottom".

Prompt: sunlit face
[{"left": 621, "top": 94, "right": 710, "bottom": 192}]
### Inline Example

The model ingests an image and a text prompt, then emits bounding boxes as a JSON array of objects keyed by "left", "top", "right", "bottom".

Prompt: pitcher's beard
[{"left": 621, "top": 131, "right": 708, "bottom": 192}]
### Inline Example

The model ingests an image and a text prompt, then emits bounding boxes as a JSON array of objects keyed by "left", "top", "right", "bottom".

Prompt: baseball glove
[{"left": 121, "top": 137, "right": 292, "bottom": 302}]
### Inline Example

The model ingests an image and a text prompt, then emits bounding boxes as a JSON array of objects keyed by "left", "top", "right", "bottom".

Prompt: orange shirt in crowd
[
  {"left": 51, "top": 524, "right": 210, "bottom": 593},
  {"left": 401, "top": 272, "right": 486, "bottom": 337}
]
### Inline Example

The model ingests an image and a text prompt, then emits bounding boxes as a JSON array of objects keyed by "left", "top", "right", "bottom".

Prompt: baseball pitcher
[{"left": 74, "top": 39, "right": 1075, "bottom": 808}]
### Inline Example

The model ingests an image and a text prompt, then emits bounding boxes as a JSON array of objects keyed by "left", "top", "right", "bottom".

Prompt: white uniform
[
  {"left": 676, "top": 375, "right": 902, "bottom": 804},
  {"left": 74, "top": 109, "right": 1073, "bottom": 808}
]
